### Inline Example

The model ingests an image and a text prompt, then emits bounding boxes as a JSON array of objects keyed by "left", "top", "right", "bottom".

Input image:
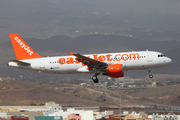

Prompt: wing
[{"left": 70, "top": 51, "right": 107, "bottom": 71}]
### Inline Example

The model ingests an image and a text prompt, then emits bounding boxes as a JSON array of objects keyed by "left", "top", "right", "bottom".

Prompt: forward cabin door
[{"left": 147, "top": 50, "right": 153, "bottom": 62}]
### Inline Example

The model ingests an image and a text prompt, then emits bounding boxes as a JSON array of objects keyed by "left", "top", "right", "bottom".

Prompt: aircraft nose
[{"left": 166, "top": 57, "right": 172, "bottom": 65}]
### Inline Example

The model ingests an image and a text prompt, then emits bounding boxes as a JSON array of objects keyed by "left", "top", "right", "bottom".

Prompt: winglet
[{"left": 69, "top": 51, "right": 74, "bottom": 56}]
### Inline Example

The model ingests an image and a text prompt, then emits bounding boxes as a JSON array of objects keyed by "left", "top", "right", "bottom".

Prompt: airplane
[{"left": 8, "top": 33, "right": 172, "bottom": 83}]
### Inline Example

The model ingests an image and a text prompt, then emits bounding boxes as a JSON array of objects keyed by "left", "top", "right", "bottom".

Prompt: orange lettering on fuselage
[
  {"left": 122, "top": 54, "right": 129, "bottom": 61},
  {"left": 129, "top": 53, "right": 139, "bottom": 60},
  {"left": 58, "top": 58, "right": 66, "bottom": 65},
  {"left": 115, "top": 54, "right": 121, "bottom": 61},
  {"left": 93, "top": 54, "right": 98, "bottom": 60},
  {"left": 106, "top": 54, "right": 112, "bottom": 62},
  {"left": 58, "top": 53, "right": 139, "bottom": 65},
  {"left": 98, "top": 55, "right": 105, "bottom": 62},
  {"left": 66, "top": 57, "right": 74, "bottom": 64}
]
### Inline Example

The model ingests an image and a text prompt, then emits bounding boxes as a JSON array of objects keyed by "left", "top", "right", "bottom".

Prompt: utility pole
[{"left": 120, "top": 95, "right": 121, "bottom": 120}]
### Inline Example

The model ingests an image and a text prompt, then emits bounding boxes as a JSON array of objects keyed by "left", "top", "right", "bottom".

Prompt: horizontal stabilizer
[{"left": 10, "top": 60, "right": 30, "bottom": 66}]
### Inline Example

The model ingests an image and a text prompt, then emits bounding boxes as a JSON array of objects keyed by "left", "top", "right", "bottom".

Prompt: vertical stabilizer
[{"left": 9, "top": 33, "right": 43, "bottom": 60}]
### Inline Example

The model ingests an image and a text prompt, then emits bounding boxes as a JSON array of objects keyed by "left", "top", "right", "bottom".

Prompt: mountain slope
[{"left": 1, "top": 79, "right": 180, "bottom": 107}]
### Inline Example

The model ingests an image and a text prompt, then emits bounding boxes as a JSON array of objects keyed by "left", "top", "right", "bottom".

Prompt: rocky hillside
[{"left": 0, "top": 79, "right": 180, "bottom": 107}]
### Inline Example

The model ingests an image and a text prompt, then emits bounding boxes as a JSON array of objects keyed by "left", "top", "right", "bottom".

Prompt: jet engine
[{"left": 102, "top": 64, "right": 124, "bottom": 78}]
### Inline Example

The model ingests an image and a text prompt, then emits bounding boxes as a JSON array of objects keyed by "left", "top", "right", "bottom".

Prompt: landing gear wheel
[
  {"left": 92, "top": 75, "right": 99, "bottom": 83},
  {"left": 149, "top": 74, "right": 153, "bottom": 78},
  {"left": 148, "top": 69, "right": 153, "bottom": 79},
  {"left": 93, "top": 79, "right": 99, "bottom": 83}
]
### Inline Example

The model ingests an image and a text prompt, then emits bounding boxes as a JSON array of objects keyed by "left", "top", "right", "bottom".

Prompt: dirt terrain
[{"left": 0, "top": 79, "right": 180, "bottom": 107}]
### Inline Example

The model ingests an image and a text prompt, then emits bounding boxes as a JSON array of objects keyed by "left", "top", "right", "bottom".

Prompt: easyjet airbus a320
[{"left": 8, "top": 33, "right": 172, "bottom": 83}]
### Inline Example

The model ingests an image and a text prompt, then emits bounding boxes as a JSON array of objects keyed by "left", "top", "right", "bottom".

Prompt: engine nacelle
[{"left": 103, "top": 64, "right": 124, "bottom": 78}]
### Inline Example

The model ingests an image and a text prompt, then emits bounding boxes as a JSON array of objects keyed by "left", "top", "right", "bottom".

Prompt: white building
[
  {"left": 0, "top": 113, "right": 7, "bottom": 118},
  {"left": 47, "top": 108, "right": 93, "bottom": 120},
  {"left": 148, "top": 114, "right": 179, "bottom": 120}
]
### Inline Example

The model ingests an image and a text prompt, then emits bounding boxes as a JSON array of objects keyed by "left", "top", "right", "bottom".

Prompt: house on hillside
[{"left": 67, "top": 113, "right": 81, "bottom": 120}]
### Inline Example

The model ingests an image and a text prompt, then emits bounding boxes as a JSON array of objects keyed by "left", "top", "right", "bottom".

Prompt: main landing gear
[
  {"left": 92, "top": 74, "right": 99, "bottom": 83},
  {"left": 148, "top": 69, "right": 153, "bottom": 78}
]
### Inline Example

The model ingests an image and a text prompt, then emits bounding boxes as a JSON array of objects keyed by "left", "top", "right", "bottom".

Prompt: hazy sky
[
  {"left": 119, "top": 0, "right": 180, "bottom": 14},
  {"left": 2, "top": 0, "right": 180, "bottom": 14},
  {"left": 63, "top": 0, "right": 180, "bottom": 14},
  {"left": 1, "top": 0, "right": 180, "bottom": 43}
]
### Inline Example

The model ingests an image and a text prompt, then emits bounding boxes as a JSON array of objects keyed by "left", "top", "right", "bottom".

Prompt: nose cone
[{"left": 165, "top": 57, "right": 172, "bottom": 65}]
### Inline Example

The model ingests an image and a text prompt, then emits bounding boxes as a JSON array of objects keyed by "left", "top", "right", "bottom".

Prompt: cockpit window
[{"left": 158, "top": 54, "right": 165, "bottom": 57}]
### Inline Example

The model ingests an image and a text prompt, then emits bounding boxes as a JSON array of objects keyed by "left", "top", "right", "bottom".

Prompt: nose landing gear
[
  {"left": 149, "top": 74, "right": 153, "bottom": 78},
  {"left": 148, "top": 69, "right": 153, "bottom": 78}
]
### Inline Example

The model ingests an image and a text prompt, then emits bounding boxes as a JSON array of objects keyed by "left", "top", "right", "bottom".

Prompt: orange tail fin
[{"left": 9, "top": 33, "right": 43, "bottom": 60}]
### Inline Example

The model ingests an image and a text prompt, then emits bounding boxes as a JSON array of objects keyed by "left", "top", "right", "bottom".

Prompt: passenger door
[{"left": 147, "top": 51, "right": 153, "bottom": 62}]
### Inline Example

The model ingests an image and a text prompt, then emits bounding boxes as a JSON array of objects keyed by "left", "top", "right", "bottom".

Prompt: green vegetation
[
  {"left": 30, "top": 103, "right": 45, "bottom": 106},
  {"left": 99, "top": 117, "right": 106, "bottom": 120},
  {"left": 30, "top": 103, "right": 37, "bottom": 106}
]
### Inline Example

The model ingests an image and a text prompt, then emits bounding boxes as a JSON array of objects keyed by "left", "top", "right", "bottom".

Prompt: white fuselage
[{"left": 8, "top": 51, "right": 172, "bottom": 74}]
